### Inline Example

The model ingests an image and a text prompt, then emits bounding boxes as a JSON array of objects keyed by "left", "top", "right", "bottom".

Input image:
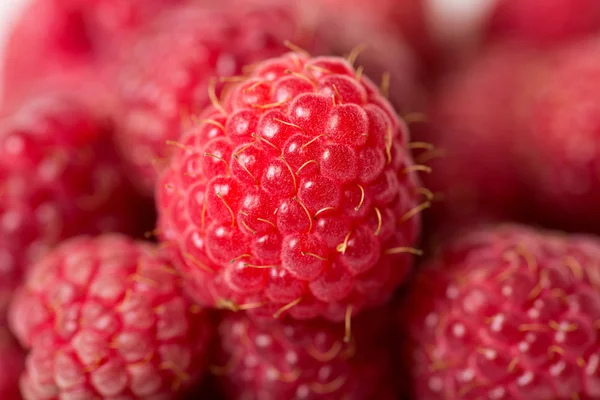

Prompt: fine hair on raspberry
[{"left": 157, "top": 50, "right": 425, "bottom": 322}]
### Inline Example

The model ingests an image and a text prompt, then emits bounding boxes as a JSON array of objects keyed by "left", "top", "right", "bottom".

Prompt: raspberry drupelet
[
  {"left": 0, "top": 93, "right": 146, "bottom": 320},
  {"left": 116, "top": 2, "right": 321, "bottom": 195},
  {"left": 9, "top": 234, "right": 213, "bottom": 400},
  {"left": 213, "top": 310, "right": 399, "bottom": 399},
  {"left": 399, "top": 224, "right": 600, "bottom": 400},
  {"left": 157, "top": 51, "right": 424, "bottom": 322}
]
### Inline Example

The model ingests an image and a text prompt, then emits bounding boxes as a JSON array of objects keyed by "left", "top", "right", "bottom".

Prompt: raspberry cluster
[{"left": 7, "top": 0, "right": 600, "bottom": 399}]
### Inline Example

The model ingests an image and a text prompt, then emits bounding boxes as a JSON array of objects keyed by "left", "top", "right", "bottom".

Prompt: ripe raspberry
[
  {"left": 400, "top": 224, "right": 600, "bottom": 400},
  {"left": 0, "top": 329, "right": 25, "bottom": 400},
  {"left": 213, "top": 310, "right": 399, "bottom": 399},
  {"left": 419, "top": 44, "right": 536, "bottom": 235},
  {"left": 9, "top": 234, "right": 213, "bottom": 399},
  {"left": 157, "top": 52, "right": 423, "bottom": 322},
  {"left": 115, "top": 2, "right": 321, "bottom": 195},
  {"left": 486, "top": 0, "right": 600, "bottom": 45},
  {"left": 0, "top": 93, "right": 149, "bottom": 319}
]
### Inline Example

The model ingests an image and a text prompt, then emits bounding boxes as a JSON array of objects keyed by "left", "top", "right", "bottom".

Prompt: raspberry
[
  {"left": 516, "top": 40, "right": 600, "bottom": 232},
  {"left": 115, "top": 2, "right": 321, "bottom": 194},
  {"left": 157, "top": 52, "right": 423, "bottom": 322},
  {"left": 400, "top": 224, "right": 600, "bottom": 400},
  {"left": 486, "top": 0, "right": 600, "bottom": 45},
  {"left": 419, "top": 43, "right": 537, "bottom": 235},
  {"left": 0, "top": 329, "right": 25, "bottom": 400},
  {"left": 2, "top": 0, "right": 182, "bottom": 102},
  {"left": 9, "top": 234, "right": 213, "bottom": 399},
  {"left": 0, "top": 93, "right": 149, "bottom": 319},
  {"left": 213, "top": 310, "right": 399, "bottom": 399}
]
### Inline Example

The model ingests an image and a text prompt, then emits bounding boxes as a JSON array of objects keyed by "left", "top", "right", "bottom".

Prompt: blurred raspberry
[
  {"left": 516, "top": 39, "right": 600, "bottom": 232},
  {"left": 417, "top": 43, "right": 539, "bottom": 239},
  {"left": 0, "top": 329, "right": 24, "bottom": 400},
  {"left": 400, "top": 224, "right": 600, "bottom": 399},
  {"left": 157, "top": 52, "right": 424, "bottom": 322},
  {"left": 486, "top": 0, "right": 600, "bottom": 45},
  {"left": 0, "top": 93, "right": 150, "bottom": 319},
  {"left": 214, "top": 310, "right": 399, "bottom": 399},
  {"left": 2, "top": 0, "right": 184, "bottom": 103},
  {"left": 114, "top": 1, "right": 323, "bottom": 195},
  {"left": 9, "top": 234, "right": 213, "bottom": 399}
]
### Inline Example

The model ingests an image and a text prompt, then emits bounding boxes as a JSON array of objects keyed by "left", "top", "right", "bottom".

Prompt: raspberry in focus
[{"left": 157, "top": 52, "right": 424, "bottom": 322}]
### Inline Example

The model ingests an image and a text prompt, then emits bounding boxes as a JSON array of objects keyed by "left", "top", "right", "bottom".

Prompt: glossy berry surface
[
  {"left": 401, "top": 224, "right": 600, "bottom": 400},
  {"left": 214, "top": 310, "right": 399, "bottom": 399},
  {"left": 157, "top": 52, "right": 423, "bottom": 322},
  {"left": 116, "top": 2, "right": 318, "bottom": 194},
  {"left": 0, "top": 94, "right": 145, "bottom": 320},
  {"left": 9, "top": 234, "right": 213, "bottom": 400}
]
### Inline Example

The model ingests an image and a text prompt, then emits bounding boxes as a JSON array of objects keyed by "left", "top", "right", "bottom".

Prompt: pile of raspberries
[{"left": 3, "top": 0, "right": 600, "bottom": 399}]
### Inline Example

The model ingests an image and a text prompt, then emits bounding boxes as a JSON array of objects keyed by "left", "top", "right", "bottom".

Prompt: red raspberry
[
  {"left": 486, "top": 0, "right": 600, "bottom": 45},
  {"left": 419, "top": 43, "right": 537, "bottom": 235},
  {"left": 0, "top": 329, "right": 25, "bottom": 400},
  {"left": 213, "top": 310, "right": 399, "bottom": 399},
  {"left": 516, "top": 40, "right": 600, "bottom": 232},
  {"left": 9, "top": 234, "right": 213, "bottom": 400},
  {"left": 400, "top": 224, "right": 600, "bottom": 400},
  {"left": 115, "top": 2, "right": 321, "bottom": 195},
  {"left": 300, "top": 0, "right": 424, "bottom": 111},
  {"left": 0, "top": 93, "right": 149, "bottom": 319},
  {"left": 321, "top": 0, "right": 433, "bottom": 60},
  {"left": 2, "top": 0, "right": 182, "bottom": 102},
  {"left": 157, "top": 52, "right": 424, "bottom": 322}
]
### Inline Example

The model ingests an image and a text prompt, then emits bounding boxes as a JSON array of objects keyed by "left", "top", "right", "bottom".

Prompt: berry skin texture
[
  {"left": 115, "top": 2, "right": 320, "bottom": 195},
  {"left": 400, "top": 224, "right": 600, "bottom": 400},
  {"left": 9, "top": 234, "right": 213, "bottom": 400},
  {"left": 0, "top": 94, "right": 149, "bottom": 320},
  {"left": 213, "top": 310, "right": 399, "bottom": 400},
  {"left": 157, "top": 52, "right": 423, "bottom": 322}
]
